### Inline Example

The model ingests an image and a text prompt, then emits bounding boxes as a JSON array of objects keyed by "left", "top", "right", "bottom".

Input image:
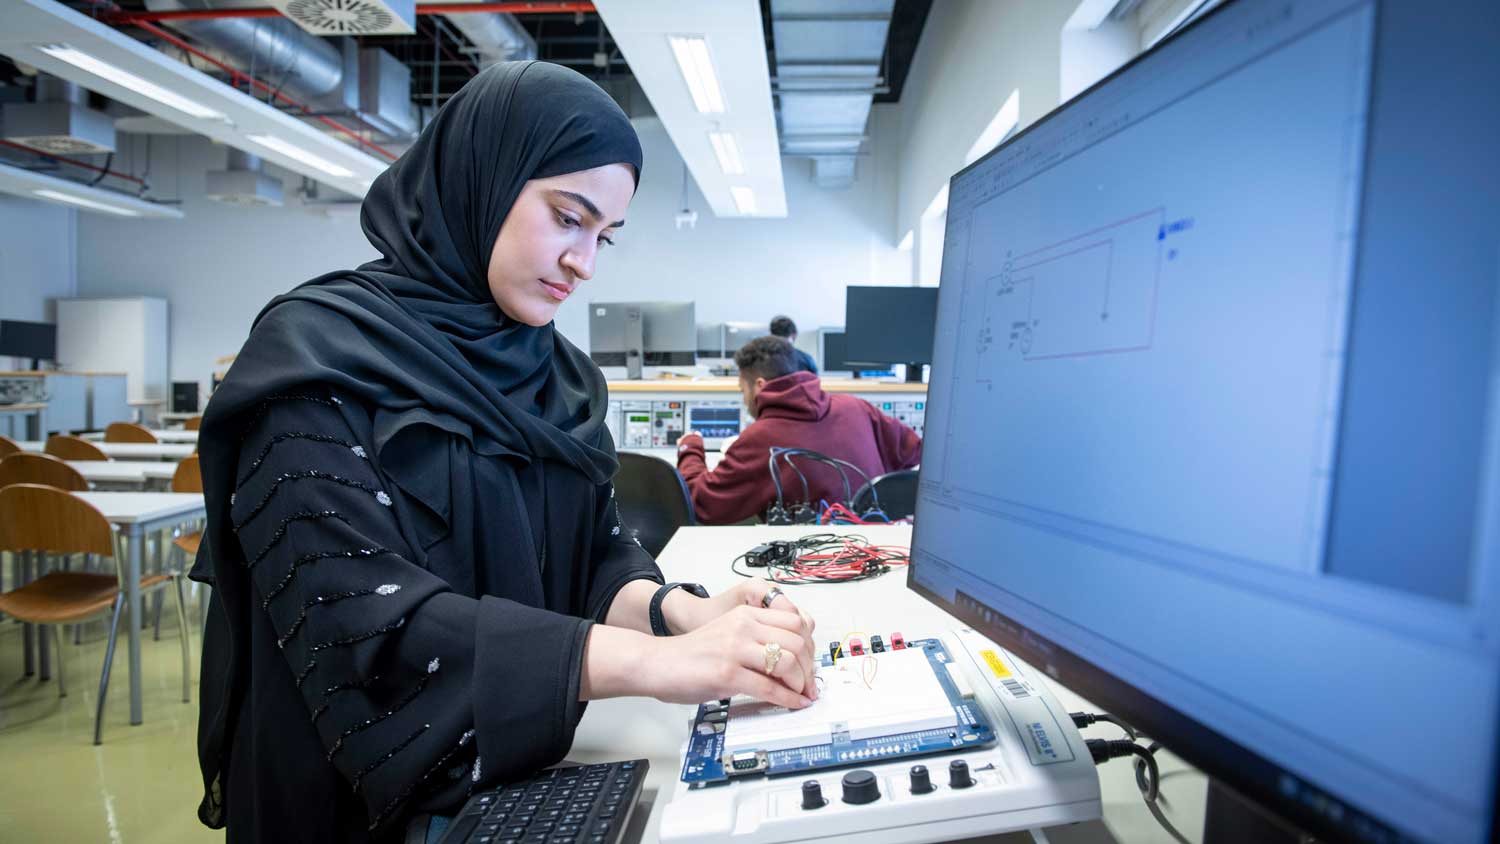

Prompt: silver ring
[
  {"left": 761, "top": 586, "right": 786, "bottom": 609},
  {"left": 763, "top": 641, "right": 783, "bottom": 675}
]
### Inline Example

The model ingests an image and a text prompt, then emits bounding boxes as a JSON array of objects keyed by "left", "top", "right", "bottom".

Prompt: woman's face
[{"left": 486, "top": 163, "right": 635, "bottom": 326}]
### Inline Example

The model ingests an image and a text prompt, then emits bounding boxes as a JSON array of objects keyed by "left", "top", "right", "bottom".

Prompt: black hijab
[{"left": 191, "top": 61, "right": 642, "bottom": 826}]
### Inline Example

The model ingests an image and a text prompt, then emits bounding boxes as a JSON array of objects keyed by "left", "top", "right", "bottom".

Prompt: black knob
[
  {"left": 801, "top": 780, "right": 826, "bottom": 810},
  {"left": 841, "top": 769, "right": 880, "bottom": 804},
  {"left": 909, "top": 764, "right": 933, "bottom": 794},
  {"left": 949, "top": 759, "right": 974, "bottom": 789}
]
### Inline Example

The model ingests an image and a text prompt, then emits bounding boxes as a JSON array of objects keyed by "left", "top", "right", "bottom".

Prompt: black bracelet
[{"left": 649, "top": 581, "right": 709, "bottom": 636}]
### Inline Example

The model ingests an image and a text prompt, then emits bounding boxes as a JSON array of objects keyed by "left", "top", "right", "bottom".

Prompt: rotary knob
[
  {"left": 909, "top": 764, "right": 934, "bottom": 794},
  {"left": 949, "top": 759, "right": 974, "bottom": 789},
  {"left": 801, "top": 780, "right": 826, "bottom": 810},
  {"left": 841, "top": 769, "right": 881, "bottom": 805}
]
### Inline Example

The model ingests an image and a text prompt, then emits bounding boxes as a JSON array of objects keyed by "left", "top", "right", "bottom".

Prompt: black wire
[
  {"left": 1124, "top": 742, "right": 1160, "bottom": 802},
  {"left": 87, "top": 152, "right": 114, "bottom": 187},
  {"left": 1094, "top": 713, "right": 1137, "bottom": 742},
  {"left": 1135, "top": 740, "right": 1162, "bottom": 797}
]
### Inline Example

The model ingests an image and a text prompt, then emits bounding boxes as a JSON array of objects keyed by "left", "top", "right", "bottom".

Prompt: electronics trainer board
[{"left": 680, "top": 637, "right": 996, "bottom": 785}]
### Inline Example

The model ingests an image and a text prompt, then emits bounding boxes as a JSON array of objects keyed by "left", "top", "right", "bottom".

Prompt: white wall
[
  {"left": 0, "top": 195, "right": 76, "bottom": 368},
  {"left": 77, "top": 116, "right": 909, "bottom": 387}
]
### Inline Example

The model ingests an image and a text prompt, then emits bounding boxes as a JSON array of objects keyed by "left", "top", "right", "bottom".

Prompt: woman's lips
[{"left": 539, "top": 279, "right": 571, "bottom": 301}]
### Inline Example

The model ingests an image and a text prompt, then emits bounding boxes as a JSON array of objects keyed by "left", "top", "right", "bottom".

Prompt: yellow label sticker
[{"left": 980, "top": 649, "right": 1012, "bottom": 679}]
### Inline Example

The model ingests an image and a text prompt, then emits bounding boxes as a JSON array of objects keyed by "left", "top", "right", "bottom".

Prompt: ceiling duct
[
  {"left": 442, "top": 12, "right": 537, "bottom": 67},
  {"left": 205, "top": 146, "right": 284, "bottom": 206},
  {"left": 2, "top": 75, "right": 117, "bottom": 154},
  {"left": 267, "top": 0, "right": 416, "bottom": 36},
  {"left": 142, "top": 0, "right": 417, "bottom": 138},
  {"left": 769, "top": 0, "right": 892, "bottom": 189}
]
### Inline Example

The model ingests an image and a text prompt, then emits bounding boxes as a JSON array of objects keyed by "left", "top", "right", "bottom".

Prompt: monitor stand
[
  {"left": 1203, "top": 781, "right": 1307, "bottom": 844},
  {"left": 624, "top": 308, "right": 644, "bottom": 380}
]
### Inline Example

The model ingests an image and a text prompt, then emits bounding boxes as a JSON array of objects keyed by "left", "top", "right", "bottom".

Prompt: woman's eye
[
  {"left": 598, "top": 235, "right": 615, "bottom": 247},
  {"left": 556, "top": 212, "right": 579, "bottom": 229}
]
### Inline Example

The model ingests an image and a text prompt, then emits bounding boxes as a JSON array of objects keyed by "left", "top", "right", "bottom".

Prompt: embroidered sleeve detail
[
  {"left": 235, "top": 432, "right": 364, "bottom": 487},
  {"left": 307, "top": 617, "right": 407, "bottom": 654},
  {"left": 277, "top": 584, "right": 404, "bottom": 649},
  {"left": 261, "top": 547, "right": 397, "bottom": 608},
  {"left": 325, "top": 662, "right": 438, "bottom": 761},
  {"left": 241, "top": 394, "right": 344, "bottom": 435},
  {"left": 246, "top": 510, "right": 350, "bottom": 569},
  {"left": 365, "top": 730, "right": 477, "bottom": 832},
  {"left": 233, "top": 471, "right": 390, "bottom": 530},
  {"left": 351, "top": 724, "right": 429, "bottom": 794},
  {"left": 311, "top": 674, "right": 383, "bottom": 723}
]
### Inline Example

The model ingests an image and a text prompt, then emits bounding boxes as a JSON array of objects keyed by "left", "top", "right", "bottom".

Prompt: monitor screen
[
  {"left": 0, "top": 320, "right": 57, "bottom": 361},
  {"left": 908, "top": 1, "right": 1500, "bottom": 843},
  {"left": 686, "top": 404, "right": 742, "bottom": 440},
  {"left": 588, "top": 302, "right": 696, "bottom": 367},
  {"left": 820, "top": 330, "right": 852, "bottom": 372},
  {"left": 844, "top": 286, "right": 938, "bottom": 365}
]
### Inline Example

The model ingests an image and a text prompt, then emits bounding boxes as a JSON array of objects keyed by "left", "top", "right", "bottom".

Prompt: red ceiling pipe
[
  {"left": 107, "top": 2, "right": 595, "bottom": 23},
  {"left": 130, "top": 19, "right": 400, "bottom": 161},
  {"left": 0, "top": 139, "right": 148, "bottom": 186}
]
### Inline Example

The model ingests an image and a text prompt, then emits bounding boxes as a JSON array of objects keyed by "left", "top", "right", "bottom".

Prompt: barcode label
[{"left": 1001, "top": 678, "right": 1030, "bottom": 699}]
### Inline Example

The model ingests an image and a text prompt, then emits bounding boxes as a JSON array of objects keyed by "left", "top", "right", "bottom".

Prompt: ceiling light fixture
[
  {"left": 730, "top": 186, "right": 757, "bottom": 216},
  {"left": 668, "top": 35, "right": 726, "bottom": 114},
  {"left": 33, "top": 188, "right": 141, "bottom": 217},
  {"left": 707, "top": 131, "right": 744, "bottom": 175},
  {"left": 246, "top": 133, "right": 356, "bottom": 179},
  {"left": 36, "top": 43, "right": 227, "bottom": 122}
]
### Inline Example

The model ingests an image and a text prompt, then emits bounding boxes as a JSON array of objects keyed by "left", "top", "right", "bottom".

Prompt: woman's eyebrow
[{"left": 550, "top": 189, "right": 625, "bottom": 228}]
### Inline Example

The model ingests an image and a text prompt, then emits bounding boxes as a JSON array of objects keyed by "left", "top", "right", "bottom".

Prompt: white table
[
  {"left": 81, "top": 428, "right": 198, "bottom": 443},
  {"left": 18, "top": 440, "right": 195, "bottom": 461},
  {"left": 73, "top": 491, "right": 206, "bottom": 726},
  {"left": 68, "top": 460, "right": 180, "bottom": 487},
  {"left": 570, "top": 525, "right": 1207, "bottom": 844},
  {"left": 159, "top": 411, "right": 200, "bottom": 428},
  {"left": 0, "top": 402, "right": 46, "bottom": 440},
  {"left": 623, "top": 447, "right": 722, "bottom": 471}
]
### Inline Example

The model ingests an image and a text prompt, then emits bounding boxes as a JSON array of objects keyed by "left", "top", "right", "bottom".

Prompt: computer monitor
[
  {"left": 0, "top": 319, "right": 57, "bottom": 367},
  {"left": 907, "top": 2, "right": 1500, "bottom": 844},
  {"left": 722, "top": 321, "right": 768, "bottom": 356},
  {"left": 589, "top": 301, "right": 696, "bottom": 379},
  {"left": 844, "top": 286, "right": 938, "bottom": 382}
]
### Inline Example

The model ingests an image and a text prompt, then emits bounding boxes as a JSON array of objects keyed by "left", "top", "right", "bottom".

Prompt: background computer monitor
[
  {"left": 0, "top": 319, "right": 57, "bottom": 367},
  {"left": 722, "top": 321, "right": 768, "bottom": 356},
  {"left": 844, "top": 285, "right": 938, "bottom": 382},
  {"left": 589, "top": 301, "right": 696, "bottom": 377},
  {"left": 907, "top": 1, "right": 1500, "bottom": 843}
]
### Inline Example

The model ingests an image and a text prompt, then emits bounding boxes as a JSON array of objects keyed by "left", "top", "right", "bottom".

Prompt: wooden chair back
[
  {"left": 172, "top": 454, "right": 203, "bottom": 493},
  {"left": 0, "top": 453, "right": 88, "bottom": 492},
  {"left": 183, "top": 415, "right": 203, "bottom": 431},
  {"left": 45, "top": 434, "right": 109, "bottom": 461},
  {"left": 0, "top": 434, "right": 20, "bottom": 459},
  {"left": 0, "top": 484, "right": 114, "bottom": 556},
  {"left": 105, "top": 422, "right": 158, "bottom": 444}
]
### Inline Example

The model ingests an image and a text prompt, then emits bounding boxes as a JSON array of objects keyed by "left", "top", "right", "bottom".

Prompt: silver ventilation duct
[
  {"left": 142, "top": 0, "right": 418, "bottom": 138},
  {"left": 770, "top": 0, "right": 893, "bottom": 189},
  {"left": 206, "top": 146, "right": 284, "bottom": 206},
  {"left": 2, "top": 75, "right": 117, "bottom": 154},
  {"left": 442, "top": 12, "right": 537, "bottom": 67}
]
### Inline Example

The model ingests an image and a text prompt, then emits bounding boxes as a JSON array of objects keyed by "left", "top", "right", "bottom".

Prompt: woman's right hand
[{"left": 642, "top": 604, "right": 818, "bottom": 710}]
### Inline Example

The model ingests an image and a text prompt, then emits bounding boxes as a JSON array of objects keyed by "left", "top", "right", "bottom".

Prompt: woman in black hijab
[{"left": 191, "top": 61, "right": 818, "bottom": 843}]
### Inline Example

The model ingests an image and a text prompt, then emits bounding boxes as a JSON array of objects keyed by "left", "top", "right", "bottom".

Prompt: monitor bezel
[{"left": 905, "top": 0, "right": 1499, "bottom": 842}]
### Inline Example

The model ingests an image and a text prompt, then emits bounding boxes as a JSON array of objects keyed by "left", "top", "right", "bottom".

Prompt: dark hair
[
  {"left": 769, "top": 316, "right": 797, "bottom": 338},
  {"left": 735, "top": 335, "right": 799, "bottom": 381}
]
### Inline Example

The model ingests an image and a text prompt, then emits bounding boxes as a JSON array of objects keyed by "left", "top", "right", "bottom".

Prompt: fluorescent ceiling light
[
  {"left": 247, "top": 133, "right": 355, "bottom": 179},
  {"left": 730, "top": 186, "right": 756, "bottom": 215},
  {"left": 707, "top": 131, "right": 744, "bottom": 175},
  {"left": 33, "top": 188, "right": 141, "bottom": 217},
  {"left": 36, "top": 43, "right": 227, "bottom": 122},
  {"left": 668, "top": 35, "right": 726, "bottom": 114}
]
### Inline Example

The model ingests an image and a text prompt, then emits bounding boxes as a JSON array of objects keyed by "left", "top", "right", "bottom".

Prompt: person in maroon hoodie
[{"left": 677, "top": 336, "right": 922, "bottom": 524}]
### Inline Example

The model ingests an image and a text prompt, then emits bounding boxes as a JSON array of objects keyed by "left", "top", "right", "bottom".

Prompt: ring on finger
[
  {"left": 763, "top": 641, "right": 783, "bottom": 675},
  {"left": 761, "top": 586, "right": 786, "bottom": 609}
]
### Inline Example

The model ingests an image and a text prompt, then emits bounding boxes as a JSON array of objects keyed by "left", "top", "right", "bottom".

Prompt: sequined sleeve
[{"left": 230, "top": 391, "right": 589, "bottom": 833}]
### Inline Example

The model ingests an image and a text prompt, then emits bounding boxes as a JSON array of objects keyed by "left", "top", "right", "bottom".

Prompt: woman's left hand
[{"left": 664, "top": 579, "right": 819, "bottom": 697}]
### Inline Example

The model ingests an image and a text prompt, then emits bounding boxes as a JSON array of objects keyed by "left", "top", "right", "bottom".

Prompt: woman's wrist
[
  {"left": 660, "top": 589, "right": 714, "bottom": 635},
  {"left": 580, "top": 623, "right": 655, "bottom": 700}
]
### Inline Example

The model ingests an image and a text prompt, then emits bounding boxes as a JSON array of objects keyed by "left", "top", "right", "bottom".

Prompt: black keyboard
[{"left": 437, "top": 759, "right": 649, "bottom": 844}]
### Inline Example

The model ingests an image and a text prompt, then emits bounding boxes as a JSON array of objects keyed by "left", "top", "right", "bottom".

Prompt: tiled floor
[{"left": 0, "top": 591, "right": 220, "bottom": 843}]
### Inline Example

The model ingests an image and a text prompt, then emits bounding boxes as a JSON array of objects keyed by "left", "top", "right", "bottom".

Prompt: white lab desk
[
  {"left": 81, "top": 428, "right": 199, "bottom": 443},
  {"left": 68, "top": 460, "right": 180, "bottom": 487},
  {"left": 0, "top": 401, "right": 46, "bottom": 440},
  {"left": 570, "top": 526, "right": 1208, "bottom": 844},
  {"left": 17, "top": 440, "right": 195, "bottom": 461},
  {"left": 621, "top": 447, "right": 722, "bottom": 472},
  {"left": 73, "top": 491, "right": 206, "bottom": 727}
]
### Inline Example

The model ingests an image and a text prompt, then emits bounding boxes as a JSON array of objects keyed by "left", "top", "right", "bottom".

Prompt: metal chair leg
[
  {"left": 94, "top": 594, "right": 125, "bottom": 746},
  {"left": 53, "top": 624, "right": 66, "bottom": 698},
  {"left": 173, "top": 577, "right": 191, "bottom": 704}
]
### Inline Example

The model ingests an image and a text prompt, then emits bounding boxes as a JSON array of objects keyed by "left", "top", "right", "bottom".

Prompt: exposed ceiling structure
[{"left": 0, "top": 0, "right": 928, "bottom": 218}]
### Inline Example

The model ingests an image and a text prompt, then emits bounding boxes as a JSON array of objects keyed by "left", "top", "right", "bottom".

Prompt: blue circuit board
[{"left": 679, "top": 638, "right": 995, "bottom": 786}]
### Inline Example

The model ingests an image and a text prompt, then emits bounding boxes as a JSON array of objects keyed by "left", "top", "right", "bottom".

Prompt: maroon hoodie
[{"left": 676, "top": 371, "right": 922, "bottom": 525}]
